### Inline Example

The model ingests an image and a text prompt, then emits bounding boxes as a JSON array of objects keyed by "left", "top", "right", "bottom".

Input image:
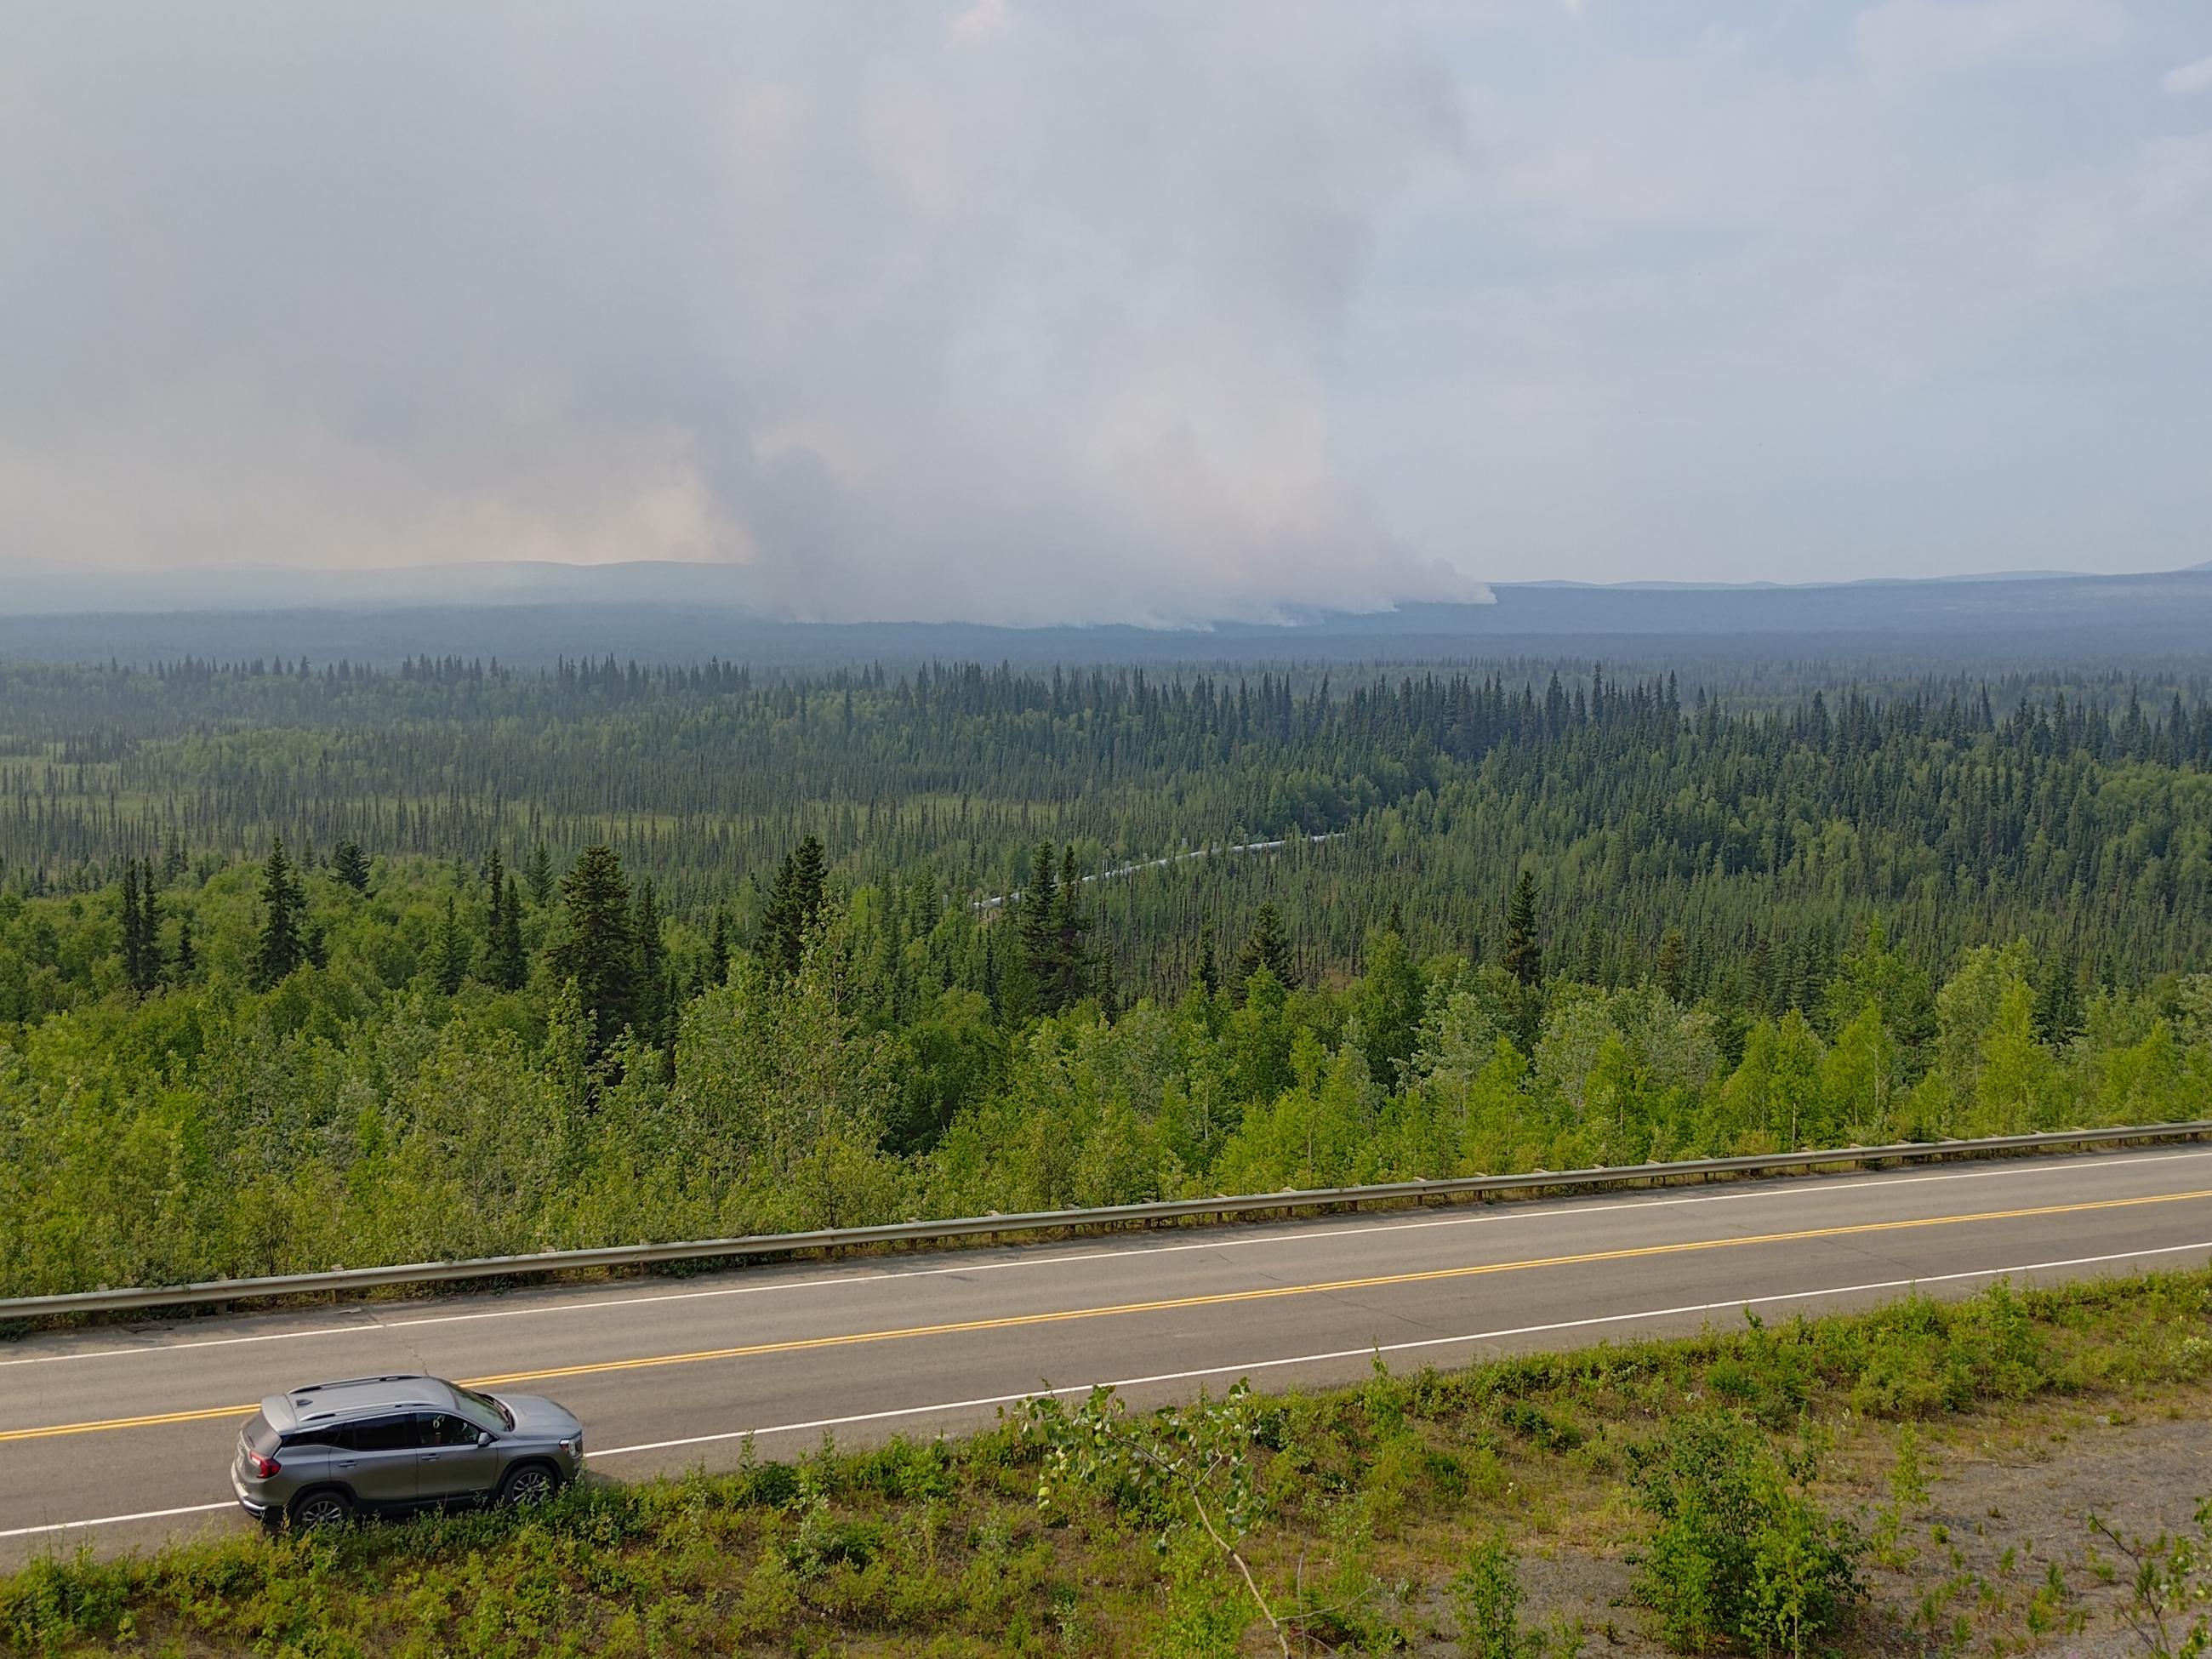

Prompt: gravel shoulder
[{"left": 1386, "top": 1387, "right": 2212, "bottom": 1657}]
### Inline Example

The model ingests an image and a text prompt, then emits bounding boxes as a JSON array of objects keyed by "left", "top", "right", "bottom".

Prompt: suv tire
[
  {"left": 289, "top": 1488, "right": 353, "bottom": 1529},
  {"left": 499, "top": 1462, "right": 560, "bottom": 1507}
]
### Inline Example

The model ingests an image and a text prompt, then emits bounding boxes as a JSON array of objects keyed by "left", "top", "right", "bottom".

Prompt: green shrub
[
  {"left": 840, "top": 1436, "right": 954, "bottom": 1502},
  {"left": 1451, "top": 1532, "right": 1529, "bottom": 1659},
  {"left": 733, "top": 1459, "right": 801, "bottom": 1508},
  {"left": 1629, "top": 1411, "right": 1861, "bottom": 1656},
  {"left": 0, "top": 1554, "right": 132, "bottom": 1654},
  {"left": 1846, "top": 1285, "right": 2055, "bottom": 1419},
  {"left": 1499, "top": 1400, "right": 1583, "bottom": 1452},
  {"left": 1707, "top": 1312, "right": 1815, "bottom": 1428}
]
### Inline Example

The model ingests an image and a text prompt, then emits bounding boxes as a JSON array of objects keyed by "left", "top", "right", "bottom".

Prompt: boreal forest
[{"left": 2, "top": 653, "right": 2209, "bottom": 1298}]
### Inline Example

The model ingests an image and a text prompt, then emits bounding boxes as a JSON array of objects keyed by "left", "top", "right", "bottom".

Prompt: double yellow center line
[{"left": 6, "top": 1185, "right": 2207, "bottom": 1445}]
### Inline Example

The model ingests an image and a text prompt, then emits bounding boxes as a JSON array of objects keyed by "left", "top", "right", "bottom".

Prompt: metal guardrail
[{"left": 5, "top": 1121, "right": 2209, "bottom": 1320}]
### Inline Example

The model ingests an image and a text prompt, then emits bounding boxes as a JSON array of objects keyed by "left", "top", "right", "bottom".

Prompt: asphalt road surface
[{"left": 5, "top": 1145, "right": 2211, "bottom": 1564}]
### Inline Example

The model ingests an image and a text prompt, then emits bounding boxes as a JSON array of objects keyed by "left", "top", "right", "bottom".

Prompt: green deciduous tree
[{"left": 1352, "top": 925, "right": 1422, "bottom": 1088}]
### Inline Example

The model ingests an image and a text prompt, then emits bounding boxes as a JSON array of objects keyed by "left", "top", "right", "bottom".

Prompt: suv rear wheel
[
  {"left": 499, "top": 1463, "right": 559, "bottom": 1506},
  {"left": 289, "top": 1488, "right": 352, "bottom": 1529}
]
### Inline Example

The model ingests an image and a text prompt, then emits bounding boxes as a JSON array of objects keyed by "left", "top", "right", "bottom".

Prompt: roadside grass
[{"left": 4, "top": 1268, "right": 2209, "bottom": 1658}]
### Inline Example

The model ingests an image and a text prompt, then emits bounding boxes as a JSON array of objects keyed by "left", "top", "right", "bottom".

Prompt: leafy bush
[
  {"left": 1629, "top": 1411, "right": 1861, "bottom": 1656},
  {"left": 1451, "top": 1532, "right": 1529, "bottom": 1659},
  {"left": 1845, "top": 1285, "right": 2054, "bottom": 1419}
]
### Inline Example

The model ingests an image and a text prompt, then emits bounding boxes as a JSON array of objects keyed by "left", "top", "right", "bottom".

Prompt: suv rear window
[
  {"left": 336, "top": 1416, "right": 421, "bottom": 1453},
  {"left": 242, "top": 1411, "right": 281, "bottom": 1456}
]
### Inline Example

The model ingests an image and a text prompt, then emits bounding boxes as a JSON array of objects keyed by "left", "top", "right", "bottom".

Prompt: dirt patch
[
  {"left": 1386, "top": 1403, "right": 2212, "bottom": 1656},
  {"left": 1859, "top": 1407, "right": 2212, "bottom": 1657}
]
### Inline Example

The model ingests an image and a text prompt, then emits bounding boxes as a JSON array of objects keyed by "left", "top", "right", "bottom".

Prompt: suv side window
[
  {"left": 421, "top": 1413, "right": 482, "bottom": 1447},
  {"left": 341, "top": 1415, "right": 421, "bottom": 1454}
]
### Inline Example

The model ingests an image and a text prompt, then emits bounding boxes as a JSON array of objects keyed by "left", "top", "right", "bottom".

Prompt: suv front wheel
[{"left": 499, "top": 1463, "right": 560, "bottom": 1506}]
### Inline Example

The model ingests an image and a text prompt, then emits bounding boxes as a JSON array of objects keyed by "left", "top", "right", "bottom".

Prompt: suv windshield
[{"left": 451, "top": 1383, "right": 513, "bottom": 1432}]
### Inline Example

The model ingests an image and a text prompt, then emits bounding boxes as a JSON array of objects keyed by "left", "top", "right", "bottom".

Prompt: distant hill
[{"left": 4, "top": 559, "right": 2211, "bottom": 670}]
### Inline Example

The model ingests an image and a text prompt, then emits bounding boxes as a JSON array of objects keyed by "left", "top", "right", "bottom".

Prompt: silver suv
[{"left": 232, "top": 1374, "right": 585, "bottom": 1528}]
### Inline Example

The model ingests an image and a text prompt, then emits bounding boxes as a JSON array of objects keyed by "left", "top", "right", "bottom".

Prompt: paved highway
[{"left": 4, "top": 1145, "right": 2210, "bottom": 1564}]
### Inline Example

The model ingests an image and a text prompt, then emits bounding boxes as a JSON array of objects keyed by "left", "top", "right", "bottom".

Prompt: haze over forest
[{"left": 4, "top": 2, "right": 2210, "bottom": 625}]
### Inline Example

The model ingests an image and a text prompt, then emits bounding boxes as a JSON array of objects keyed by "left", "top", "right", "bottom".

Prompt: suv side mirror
[{"left": 476, "top": 1431, "right": 495, "bottom": 1447}]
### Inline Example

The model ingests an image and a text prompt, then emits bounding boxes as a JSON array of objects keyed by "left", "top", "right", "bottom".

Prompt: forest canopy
[{"left": 0, "top": 654, "right": 2208, "bottom": 1297}]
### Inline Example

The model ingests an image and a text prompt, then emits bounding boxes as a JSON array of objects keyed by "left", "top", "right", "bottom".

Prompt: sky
[{"left": 1, "top": 1, "right": 2208, "bottom": 624}]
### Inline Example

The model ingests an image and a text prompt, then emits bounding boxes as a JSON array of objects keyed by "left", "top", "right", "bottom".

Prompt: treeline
[
  {"left": 1, "top": 835, "right": 2207, "bottom": 1298},
  {"left": 5, "top": 658, "right": 2212, "bottom": 1002}
]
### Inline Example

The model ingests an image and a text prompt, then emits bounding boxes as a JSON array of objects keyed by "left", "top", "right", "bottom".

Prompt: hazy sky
[{"left": 2, "top": 2, "right": 2208, "bottom": 622}]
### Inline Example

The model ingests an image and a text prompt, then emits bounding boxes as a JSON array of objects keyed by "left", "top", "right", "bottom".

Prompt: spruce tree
[
  {"left": 760, "top": 860, "right": 793, "bottom": 978},
  {"left": 547, "top": 843, "right": 636, "bottom": 1056},
  {"left": 137, "top": 860, "right": 161, "bottom": 993},
  {"left": 1193, "top": 926, "right": 1219, "bottom": 999},
  {"left": 1052, "top": 844, "right": 1095, "bottom": 1009},
  {"left": 524, "top": 843, "right": 556, "bottom": 908},
  {"left": 708, "top": 906, "right": 731, "bottom": 986},
  {"left": 1656, "top": 927, "right": 1689, "bottom": 1003},
  {"left": 2032, "top": 952, "right": 2083, "bottom": 1048},
  {"left": 633, "top": 878, "right": 671, "bottom": 1047},
  {"left": 790, "top": 834, "right": 828, "bottom": 938},
  {"left": 252, "top": 836, "right": 307, "bottom": 989},
  {"left": 1016, "top": 841, "right": 1060, "bottom": 1012},
  {"left": 482, "top": 851, "right": 505, "bottom": 966},
  {"left": 1744, "top": 932, "right": 1775, "bottom": 1018},
  {"left": 119, "top": 861, "right": 142, "bottom": 990},
  {"left": 481, "top": 851, "right": 527, "bottom": 990},
  {"left": 431, "top": 893, "right": 470, "bottom": 995},
  {"left": 161, "top": 833, "right": 189, "bottom": 885},
  {"left": 1502, "top": 870, "right": 1542, "bottom": 988},
  {"left": 1232, "top": 902, "right": 1295, "bottom": 1001},
  {"left": 172, "top": 911, "right": 197, "bottom": 982},
  {"left": 333, "top": 839, "right": 372, "bottom": 893},
  {"left": 118, "top": 860, "right": 162, "bottom": 996},
  {"left": 493, "top": 874, "right": 528, "bottom": 990},
  {"left": 762, "top": 835, "right": 830, "bottom": 978},
  {"left": 1576, "top": 910, "right": 1605, "bottom": 984}
]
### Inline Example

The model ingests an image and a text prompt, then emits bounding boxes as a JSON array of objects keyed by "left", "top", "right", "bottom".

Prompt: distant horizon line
[{"left": 3, "top": 551, "right": 2208, "bottom": 626}]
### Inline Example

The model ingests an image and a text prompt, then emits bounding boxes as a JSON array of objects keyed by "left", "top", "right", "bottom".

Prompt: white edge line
[
  {"left": 0, "top": 1501, "right": 236, "bottom": 1542},
  {"left": 12, "top": 1148, "right": 2207, "bottom": 1371},
  {"left": 12, "top": 1239, "right": 2210, "bottom": 1540},
  {"left": 584, "top": 1238, "right": 2212, "bottom": 1460}
]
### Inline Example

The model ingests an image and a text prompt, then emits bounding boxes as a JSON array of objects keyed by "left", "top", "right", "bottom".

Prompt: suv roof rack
[{"left": 291, "top": 1374, "right": 428, "bottom": 1395}]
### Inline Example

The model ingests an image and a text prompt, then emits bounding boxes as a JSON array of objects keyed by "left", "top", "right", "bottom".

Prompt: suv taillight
[{"left": 247, "top": 1452, "right": 281, "bottom": 1479}]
